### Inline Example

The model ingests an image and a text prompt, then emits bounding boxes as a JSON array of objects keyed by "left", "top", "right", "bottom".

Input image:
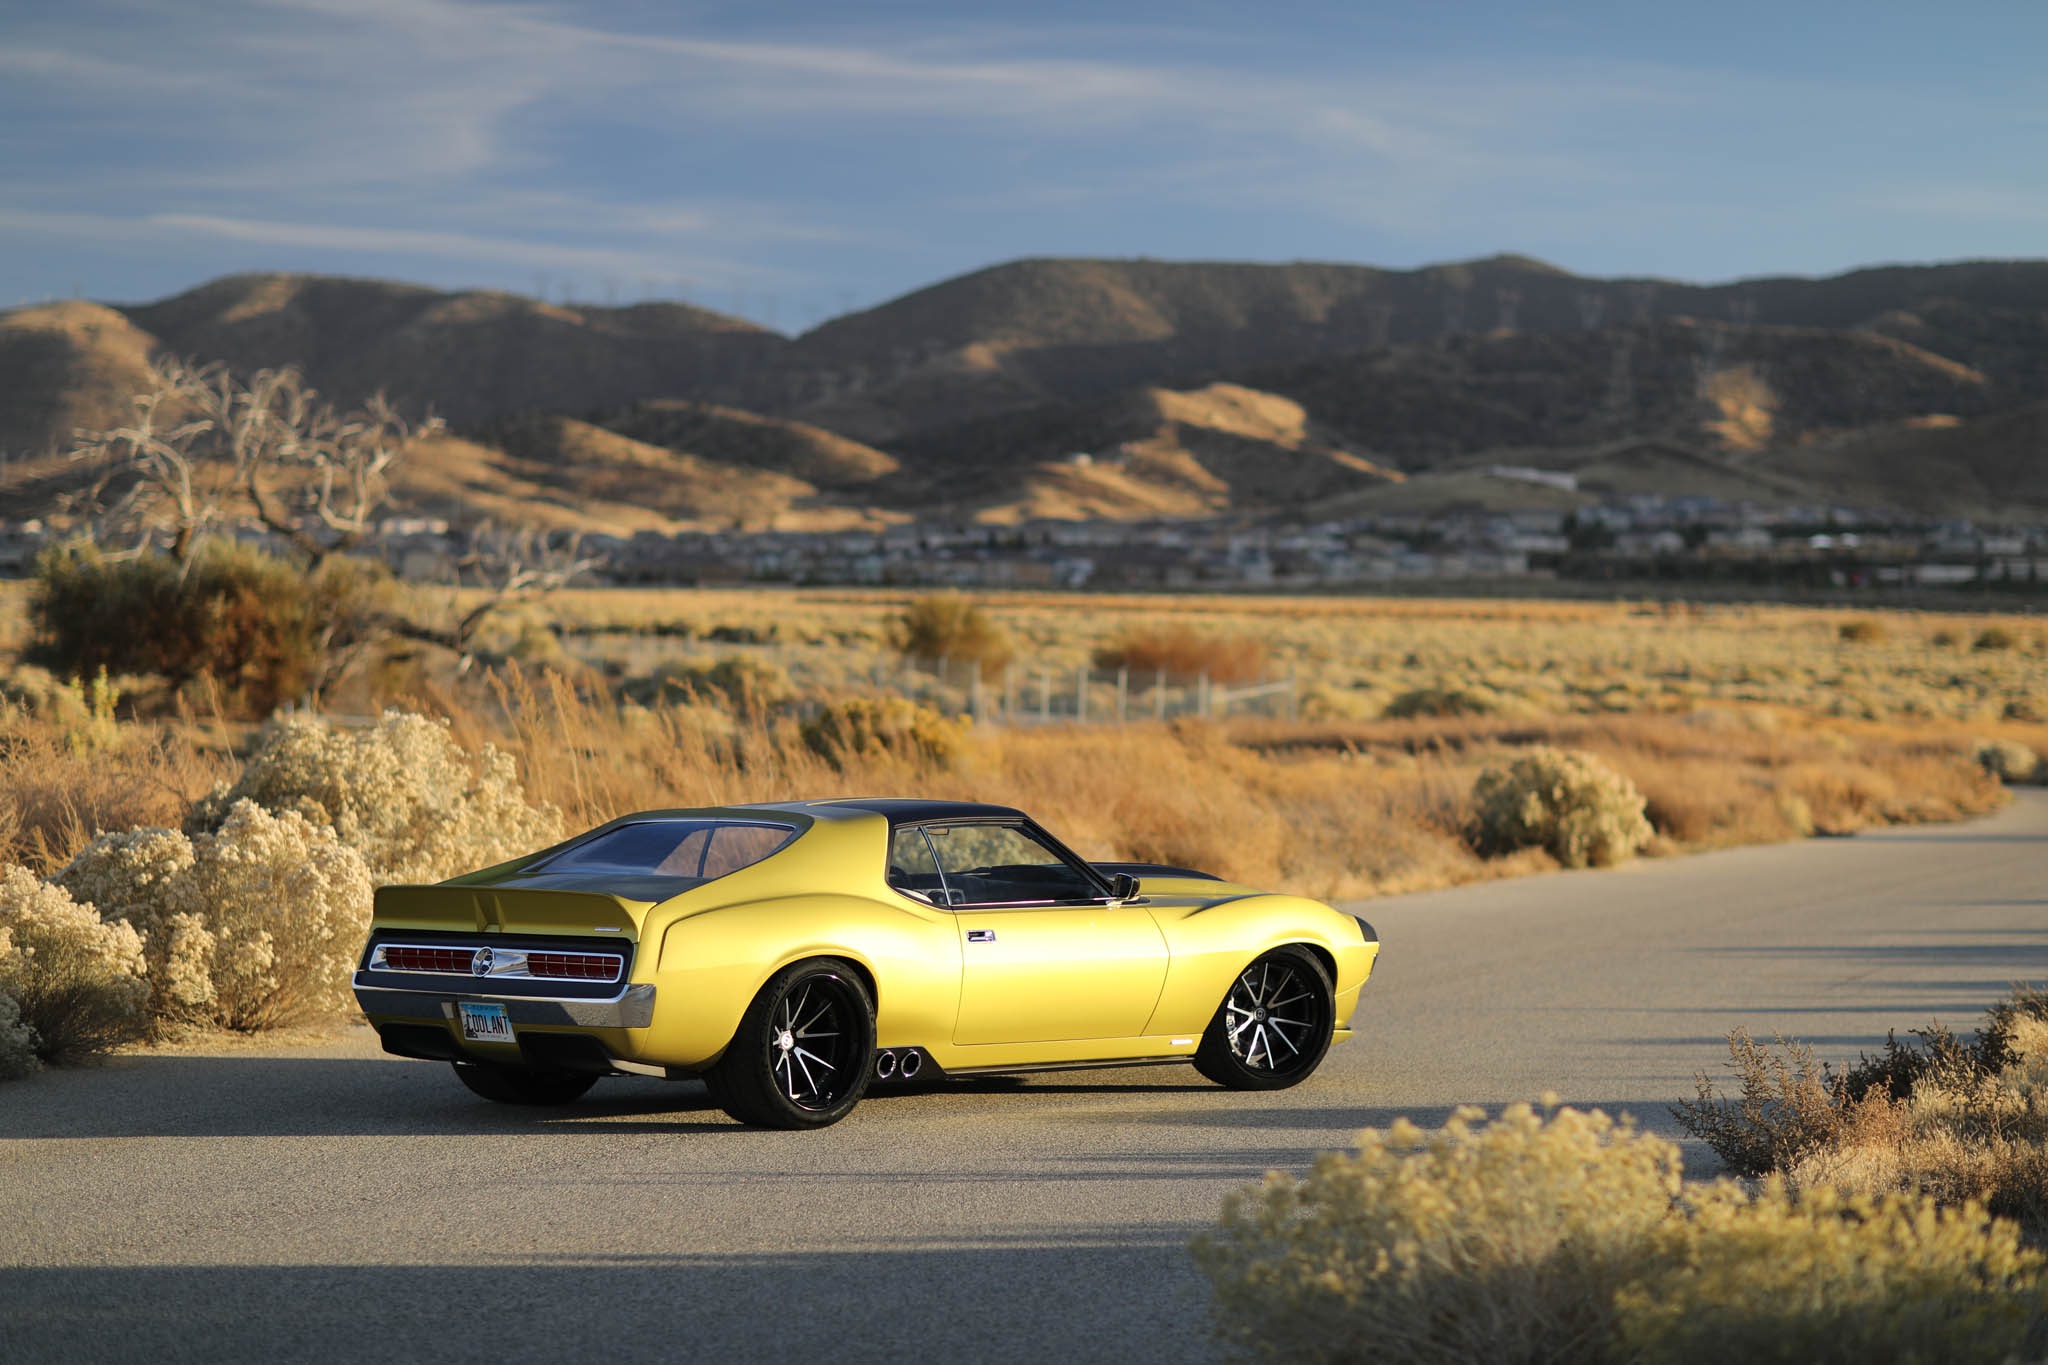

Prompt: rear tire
[
  {"left": 451, "top": 1061, "right": 597, "bottom": 1106},
  {"left": 1194, "top": 947, "right": 1334, "bottom": 1091},
  {"left": 710, "top": 958, "right": 875, "bottom": 1129}
]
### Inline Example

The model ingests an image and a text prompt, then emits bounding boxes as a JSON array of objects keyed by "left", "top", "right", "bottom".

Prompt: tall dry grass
[
  {"left": 406, "top": 674, "right": 2005, "bottom": 902},
  {"left": 0, "top": 706, "right": 230, "bottom": 873}
]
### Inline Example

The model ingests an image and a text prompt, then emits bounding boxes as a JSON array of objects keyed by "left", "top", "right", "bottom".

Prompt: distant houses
[{"left": 8, "top": 496, "right": 2048, "bottom": 595}]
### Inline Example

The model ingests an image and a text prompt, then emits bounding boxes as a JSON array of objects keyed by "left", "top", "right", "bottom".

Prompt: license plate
[{"left": 458, "top": 1002, "right": 514, "bottom": 1044}]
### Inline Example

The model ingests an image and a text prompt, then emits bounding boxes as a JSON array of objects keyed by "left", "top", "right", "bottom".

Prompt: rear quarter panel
[
  {"left": 1143, "top": 890, "right": 1378, "bottom": 1038},
  {"left": 644, "top": 892, "right": 960, "bottom": 1068}
]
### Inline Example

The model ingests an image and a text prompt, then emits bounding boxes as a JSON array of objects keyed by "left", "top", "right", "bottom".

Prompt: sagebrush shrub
[
  {"left": 28, "top": 542, "right": 383, "bottom": 718},
  {"left": 1383, "top": 685, "right": 1507, "bottom": 719},
  {"left": 889, "top": 594, "right": 1012, "bottom": 679},
  {"left": 1470, "top": 746, "right": 1652, "bottom": 867},
  {"left": 185, "top": 711, "right": 563, "bottom": 883},
  {"left": 0, "top": 990, "right": 38, "bottom": 1079},
  {"left": 650, "top": 655, "right": 792, "bottom": 712},
  {"left": 1671, "top": 1028, "right": 1864, "bottom": 1175},
  {"left": 1974, "top": 738, "right": 2041, "bottom": 784},
  {"left": 1975, "top": 626, "right": 2018, "bottom": 652},
  {"left": 1092, "top": 626, "right": 1267, "bottom": 684},
  {"left": 1619, "top": 1182, "right": 2048, "bottom": 1364},
  {"left": 1837, "top": 619, "right": 1887, "bottom": 644},
  {"left": 0, "top": 866, "right": 149, "bottom": 1064},
  {"left": 1196, "top": 1104, "right": 2048, "bottom": 1365},
  {"left": 1193, "top": 1102, "right": 1685, "bottom": 1364},
  {"left": 59, "top": 801, "right": 372, "bottom": 1030},
  {"left": 799, "top": 697, "right": 967, "bottom": 769},
  {"left": 1679, "top": 988, "right": 2048, "bottom": 1234}
]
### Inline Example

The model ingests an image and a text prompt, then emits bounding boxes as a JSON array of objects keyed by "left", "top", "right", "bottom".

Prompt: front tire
[
  {"left": 709, "top": 958, "right": 875, "bottom": 1129},
  {"left": 451, "top": 1061, "right": 598, "bottom": 1105},
  {"left": 1194, "top": 947, "right": 1334, "bottom": 1090}
]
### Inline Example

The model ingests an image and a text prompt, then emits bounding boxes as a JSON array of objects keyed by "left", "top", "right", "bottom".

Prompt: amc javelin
[{"left": 352, "top": 799, "right": 1380, "bottom": 1128}]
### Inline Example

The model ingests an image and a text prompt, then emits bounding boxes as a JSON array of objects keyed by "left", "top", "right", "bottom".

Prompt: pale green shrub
[
  {"left": 799, "top": 697, "right": 967, "bottom": 769},
  {"left": 1973, "top": 738, "right": 2041, "bottom": 784},
  {"left": 1620, "top": 1182, "right": 2048, "bottom": 1363},
  {"left": 1193, "top": 1102, "right": 1684, "bottom": 1364},
  {"left": 1974, "top": 626, "right": 2018, "bottom": 652},
  {"left": 0, "top": 990, "right": 38, "bottom": 1079},
  {"left": 186, "top": 711, "right": 563, "bottom": 883},
  {"left": 641, "top": 655, "right": 793, "bottom": 711},
  {"left": 1382, "top": 685, "right": 1505, "bottom": 719},
  {"left": 59, "top": 801, "right": 372, "bottom": 1030},
  {"left": 1196, "top": 1104, "right": 2048, "bottom": 1365},
  {"left": 1471, "top": 747, "right": 1653, "bottom": 868},
  {"left": 0, "top": 866, "right": 149, "bottom": 1064}
]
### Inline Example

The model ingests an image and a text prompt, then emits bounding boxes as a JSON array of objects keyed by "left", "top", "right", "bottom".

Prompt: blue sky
[{"left": 3, "top": 0, "right": 2043, "bottom": 330}]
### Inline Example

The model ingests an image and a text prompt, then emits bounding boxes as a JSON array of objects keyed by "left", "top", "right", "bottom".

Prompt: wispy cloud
[{"left": 4, "top": 0, "right": 2041, "bottom": 307}]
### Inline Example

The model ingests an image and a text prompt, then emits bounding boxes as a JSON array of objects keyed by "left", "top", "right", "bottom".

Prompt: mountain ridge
[{"left": 3, "top": 253, "right": 2046, "bottom": 526}]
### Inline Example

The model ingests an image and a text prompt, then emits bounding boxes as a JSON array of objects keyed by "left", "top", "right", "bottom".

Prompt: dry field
[
  {"left": 448, "top": 587, "right": 2048, "bottom": 727},
  {"left": 2, "top": 585, "right": 2037, "bottom": 902}
]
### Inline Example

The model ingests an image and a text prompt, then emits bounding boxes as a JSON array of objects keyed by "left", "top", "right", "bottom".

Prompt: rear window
[{"left": 535, "top": 820, "right": 797, "bottom": 883}]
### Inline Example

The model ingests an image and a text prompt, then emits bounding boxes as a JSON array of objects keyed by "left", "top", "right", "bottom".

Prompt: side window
[
  {"left": 653, "top": 827, "right": 710, "bottom": 876},
  {"left": 702, "top": 824, "right": 792, "bottom": 879},
  {"left": 921, "top": 824, "right": 1103, "bottom": 906},
  {"left": 888, "top": 826, "right": 947, "bottom": 903}
]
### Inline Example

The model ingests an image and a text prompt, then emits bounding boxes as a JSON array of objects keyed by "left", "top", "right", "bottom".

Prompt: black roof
[{"left": 819, "top": 798, "right": 1028, "bottom": 826}]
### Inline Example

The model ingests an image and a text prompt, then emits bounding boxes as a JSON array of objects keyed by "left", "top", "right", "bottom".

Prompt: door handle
[{"left": 966, "top": 929, "right": 997, "bottom": 943}]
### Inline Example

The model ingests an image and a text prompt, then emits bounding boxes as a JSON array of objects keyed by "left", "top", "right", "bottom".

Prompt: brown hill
[
  {"left": 0, "top": 302, "right": 161, "bottom": 457},
  {"left": 123, "top": 273, "right": 786, "bottom": 427},
  {"left": 5, "top": 255, "right": 2047, "bottom": 527},
  {"left": 770, "top": 256, "right": 2048, "bottom": 442},
  {"left": 595, "top": 400, "right": 899, "bottom": 490},
  {"left": 887, "top": 381, "right": 1401, "bottom": 522},
  {"left": 1237, "top": 321, "right": 1992, "bottom": 467},
  {"left": 1768, "top": 403, "right": 2048, "bottom": 517},
  {"left": 449, "top": 417, "right": 828, "bottom": 532}
]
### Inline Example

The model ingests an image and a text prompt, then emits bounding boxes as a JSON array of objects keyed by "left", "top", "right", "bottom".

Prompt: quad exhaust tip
[
  {"left": 874, "top": 1049, "right": 897, "bottom": 1079},
  {"left": 899, "top": 1050, "right": 923, "bottom": 1079}
]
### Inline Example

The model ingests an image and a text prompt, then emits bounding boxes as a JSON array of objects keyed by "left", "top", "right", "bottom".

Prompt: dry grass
[
  {"left": 0, "top": 706, "right": 229, "bottom": 873},
  {"left": 0, "top": 585, "right": 2021, "bottom": 900},
  {"left": 403, "top": 673, "right": 2004, "bottom": 902},
  {"left": 1092, "top": 625, "right": 1269, "bottom": 684},
  {"left": 1676, "top": 988, "right": 2048, "bottom": 1238}
]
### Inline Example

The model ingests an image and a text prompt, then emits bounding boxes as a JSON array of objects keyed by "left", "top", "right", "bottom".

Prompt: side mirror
[{"left": 1109, "top": 872, "right": 1140, "bottom": 901}]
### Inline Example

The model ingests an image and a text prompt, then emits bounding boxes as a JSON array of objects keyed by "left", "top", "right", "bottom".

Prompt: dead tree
[
  {"left": 69, "top": 357, "right": 440, "bottom": 568},
  {"left": 399, "top": 525, "right": 604, "bottom": 662}
]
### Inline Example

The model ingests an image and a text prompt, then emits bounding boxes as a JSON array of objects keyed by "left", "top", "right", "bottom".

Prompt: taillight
[
  {"left": 527, "top": 952, "right": 623, "bottom": 981},
  {"left": 380, "top": 946, "right": 473, "bottom": 973}
]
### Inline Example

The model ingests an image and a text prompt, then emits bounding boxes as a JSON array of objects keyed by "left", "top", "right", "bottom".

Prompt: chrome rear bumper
[{"left": 352, "top": 980, "right": 657, "bottom": 1030}]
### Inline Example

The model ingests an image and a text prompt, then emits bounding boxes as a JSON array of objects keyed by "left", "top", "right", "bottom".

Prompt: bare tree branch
[{"left": 68, "top": 357, "right": 439, "bottom": 567}]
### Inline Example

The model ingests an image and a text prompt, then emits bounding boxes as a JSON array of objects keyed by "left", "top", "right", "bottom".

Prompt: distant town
[{"left": 9, "top": 489, "right": 2048, "bottom": 599}]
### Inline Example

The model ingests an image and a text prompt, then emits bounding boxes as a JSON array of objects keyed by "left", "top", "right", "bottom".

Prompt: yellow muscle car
[{"left": 352, "top": 799, "right": 1380, "bottom": 1128}]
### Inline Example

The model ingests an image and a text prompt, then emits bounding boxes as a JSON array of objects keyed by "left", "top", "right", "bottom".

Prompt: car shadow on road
[
  {"left": 0, "top": 1054, "right": 1322, "bottom": 1143},
  {"left": 0, "top": 1236, "right": 1221, "bottom": 1365},
  {"left": 0, "top": 1054, "right": 744, "bottom": 1141}
]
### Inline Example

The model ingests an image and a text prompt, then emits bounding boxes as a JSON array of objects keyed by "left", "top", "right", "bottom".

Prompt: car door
[{"left": 914, "top": 822, "right": 1170, "bottom": 1046}]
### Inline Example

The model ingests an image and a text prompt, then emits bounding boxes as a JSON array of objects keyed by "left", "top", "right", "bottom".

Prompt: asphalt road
[{"left": 6, "top": 793, "right": 2048, "bottom": 1363}]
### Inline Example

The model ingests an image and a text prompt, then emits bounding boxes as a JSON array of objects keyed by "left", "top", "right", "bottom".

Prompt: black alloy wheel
[
  {"left": 451, "top": 1061, "right": 598, "bottom": 1105},
  {"left": 1193, "top": 946, "right": 1334, "bottom": 1090},
  {"left": 709, "top": 958, "right": 875, "bottom": 1129}
]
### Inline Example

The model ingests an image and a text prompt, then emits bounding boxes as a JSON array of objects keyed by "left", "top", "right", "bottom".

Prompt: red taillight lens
[
  {"left": 527, "top": 952, "right": 622, "bottom": 981},
  {"left": 381, "top": 946, "right": 473, "bottom": 973}
]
